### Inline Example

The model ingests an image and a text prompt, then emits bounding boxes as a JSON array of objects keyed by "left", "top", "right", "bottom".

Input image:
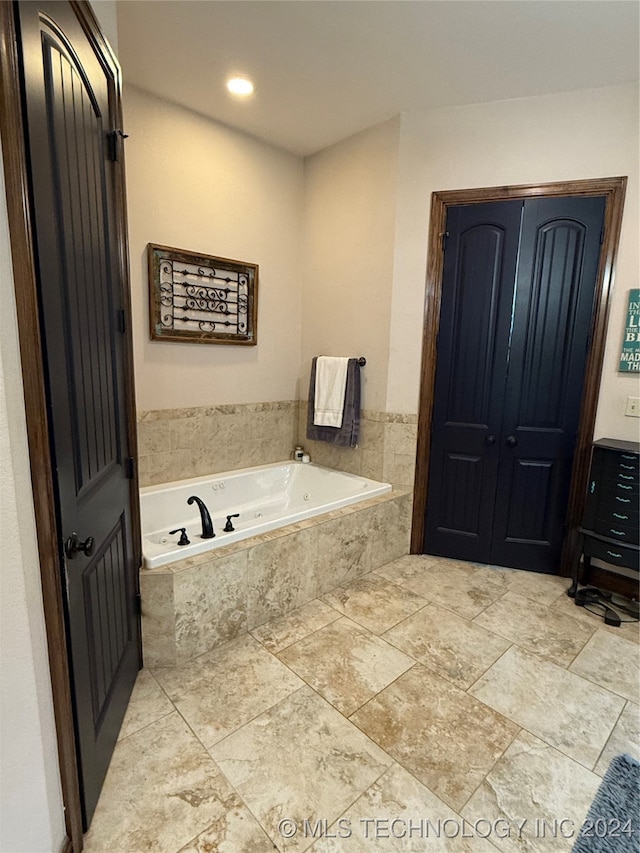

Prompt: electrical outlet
[{"left": 625, "top": 397, "right": 640, "bottom": 417}]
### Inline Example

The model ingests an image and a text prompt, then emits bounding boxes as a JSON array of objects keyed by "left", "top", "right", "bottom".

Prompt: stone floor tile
[
  {"left": 383, "top": 602, "right": 510, "bottom": 689},
  {"left": 250, "top": 599, "right": 342, "bottom": 653},
  {"left": 84, "top": 712, "right": 244, "bottom": 853},
  {"left": 117, "top": 669, "right": 174, "bottom": 741},
  {"left": 278, "top": 617, "right": 415, "bottom": 716},
  {"left": 473, "top": 591, "right": 596, "bottom": 667},
  {"left": 550, "top": 592, "right": 640, "bottom": 645},
  {"left": 469, "top": 646, "right": 625, "bottom": 768},
  {"left": 310, "top": 763, "right": 499, "bottom": 852},
  {"left": 593, "top": 701, "right": 640, "bottom": 776},
  {"left": 351, "top": 665, "right": 518, "bottom": 811},
  {"left": 462, "top": 730, "right": 601, "bottom": 853},
  {"left": 569, "top": 629, "right": 640, "bottom": 702},
  {"left": 153, "top": 634, "right": 303, "bottom": 748},
  {"left": 322, "top": 573, "right": 428, "bottom": 634},
  {"left": 210, "top": 686, "right": 393, "bottom": 852},
  {"left": 395, "top": 561, "right": 506, "bottom": 621}
]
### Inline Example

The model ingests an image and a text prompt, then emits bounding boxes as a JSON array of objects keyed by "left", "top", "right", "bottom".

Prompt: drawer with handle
[
  {"left": 594, "top": 515, "right": 639, "bottom": 544},
  {"left": 582, "top": 534, "right": 640, "bottom": 573}
]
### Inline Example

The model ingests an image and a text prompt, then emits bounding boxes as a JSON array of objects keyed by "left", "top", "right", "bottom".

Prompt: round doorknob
[
  {"left": 485, "top": 435, "right": 496, "bottom": 445},
  {"left": 506, "top": 436, "right": 518, "bottom": 448},
  {"left": 65, "top": 533, "right": 95, "bottom": 559}
]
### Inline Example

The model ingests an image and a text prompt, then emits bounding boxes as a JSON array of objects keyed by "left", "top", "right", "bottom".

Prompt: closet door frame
[{"left": 411, "top": 177, "right": 627, "bottom": 578}]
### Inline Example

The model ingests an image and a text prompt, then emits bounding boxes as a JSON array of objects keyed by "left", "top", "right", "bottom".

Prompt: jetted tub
[{"left": 141, "top": 461, "right": 392, "bottom": 569}]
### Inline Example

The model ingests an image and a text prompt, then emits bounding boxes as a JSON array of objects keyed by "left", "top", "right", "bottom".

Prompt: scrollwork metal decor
[{"left": 148, "top": 244, "right": 258, "bottom": 345}]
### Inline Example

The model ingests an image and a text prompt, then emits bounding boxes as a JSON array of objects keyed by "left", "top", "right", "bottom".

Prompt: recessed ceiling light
[{"left": 226, "top": 77, "right": 254, "bottom": 97}]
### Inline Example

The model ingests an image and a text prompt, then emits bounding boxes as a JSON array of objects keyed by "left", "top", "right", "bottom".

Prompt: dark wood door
[
  {"left": 425, "top": 195, "right": 606, "bottom": 573},
  {"left": 16, "top": 1, "right": 141, "bottom": 827}
]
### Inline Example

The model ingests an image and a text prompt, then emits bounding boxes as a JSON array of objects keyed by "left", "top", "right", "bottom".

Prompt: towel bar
[{"left": 357, "top": 357, "right": 366, "bottom": 366}]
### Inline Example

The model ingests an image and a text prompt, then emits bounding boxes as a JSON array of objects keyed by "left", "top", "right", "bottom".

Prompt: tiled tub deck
[{"left": 141, "top": 489, "right": 412, "bottom": 667}]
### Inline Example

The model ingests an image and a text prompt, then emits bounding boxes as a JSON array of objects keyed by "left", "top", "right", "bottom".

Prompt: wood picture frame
[{"left": 148, "top": 243, "right": 258, "bottom": 345}]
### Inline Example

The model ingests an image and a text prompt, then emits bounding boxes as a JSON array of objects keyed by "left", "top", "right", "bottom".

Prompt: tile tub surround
[
  {"left": 298, "top": 405, "right": 419, "bottom": 488},
  {"left": 141, "top": 489, "right": 412, "bottom": 667},
  {"left": 137, "top": 401, "right": 299, "bottom": 487},
  {"left": 138, "top": 401, "right": 418, "bottom": 489}
]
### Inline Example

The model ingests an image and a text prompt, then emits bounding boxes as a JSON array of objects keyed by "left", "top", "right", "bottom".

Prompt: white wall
[
  {"left": 0, "top": 144, "right": 65, "bottom": 853},
  {"left": 123, "top": 86, "right": 304, "bottom": 411},
  {"left": 301, "top": 116, "right": 400, "bottom": 411},
  {"left": 388, "top": 83, "right": 640, "bottom": 442}
]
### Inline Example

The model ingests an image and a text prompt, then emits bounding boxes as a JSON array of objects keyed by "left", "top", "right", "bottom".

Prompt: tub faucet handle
[
  {"left": 224, "top": 513, "right": 240, "bottom": 532},
  {"left": 169, "top": 527, "right": 190, "bottom": 546}
]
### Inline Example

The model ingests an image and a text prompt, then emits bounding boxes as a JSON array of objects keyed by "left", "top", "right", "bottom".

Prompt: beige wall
[
  {"left": 301, "top": 116, "right": 400, "bottom": 412},
  {"left": 0, "top": 145, "right": 65, "bottom": 852},
  {"left": 389, "top": 83, "right": 640, "bottom": 441},
  {"left": 123, "top": 86, "right": 305, "bottom": 411}
]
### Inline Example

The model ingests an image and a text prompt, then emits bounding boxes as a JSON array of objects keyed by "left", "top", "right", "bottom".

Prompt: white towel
[{"left": 314, "top": 356, "right": 349, "bottom": 427}]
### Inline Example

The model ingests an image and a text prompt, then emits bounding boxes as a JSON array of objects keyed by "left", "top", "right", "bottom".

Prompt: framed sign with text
[
  {"left": 148, "top": 243, "right": 258, "bottom": 345},
  {"left": 619, "top": 288, "right": 640, "bottom": 372}
]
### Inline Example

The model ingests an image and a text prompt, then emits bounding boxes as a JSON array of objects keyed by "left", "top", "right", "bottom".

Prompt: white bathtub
[{"left": 140, "top": 461, "right": 392, "bottom": 569}]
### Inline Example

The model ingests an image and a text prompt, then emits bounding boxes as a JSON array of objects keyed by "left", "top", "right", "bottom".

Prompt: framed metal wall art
[{"left": 148, "top": 243, "right": 258, "bottom": 345}]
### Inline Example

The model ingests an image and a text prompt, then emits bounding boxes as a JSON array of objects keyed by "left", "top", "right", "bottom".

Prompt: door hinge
[
  {"left": 135, "top": 593, "right": 142, "bottom": 616},
  {"left": 117, "top": 307, "right": 126, "bottom": 333},
  {"left": 107, "top": 129, "right": 129, "bottom": 162},
  {"left": 599, "top": 225, "right": 605, "bottom": 245},
  {"left": 440, "top": 231, "right": 449, "bottom": 252},
  {"left": 125, "top": 456, "right": 136, "bottom": 479}
]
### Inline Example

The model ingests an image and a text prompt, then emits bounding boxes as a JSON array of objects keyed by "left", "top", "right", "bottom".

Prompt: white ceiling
[{"left": 117, "top": 1, "right": 640, "bottom": 157}]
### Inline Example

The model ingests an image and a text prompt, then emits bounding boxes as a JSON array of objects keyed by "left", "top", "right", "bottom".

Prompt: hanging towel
[
  {"left": 314, "top": 356, "right": 349, "bottom": 427},
  {"left": 307, "top": 357, "right": 361, "bottom": 447}
]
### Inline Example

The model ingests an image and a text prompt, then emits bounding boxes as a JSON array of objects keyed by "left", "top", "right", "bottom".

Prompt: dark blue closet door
[
  {"left": 491, "top": 195, "right": 607, "bottom": 572},
  {"left": 424, "top": 195, "right": 606, "bottom": 573},
  {"left": 424, "top": 201, "right": 522, "bottom": 564}
]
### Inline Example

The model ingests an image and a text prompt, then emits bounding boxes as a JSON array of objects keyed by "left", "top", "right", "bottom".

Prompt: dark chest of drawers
[{"left": 569, "top": 438, "right": 640, "bottom": 595}]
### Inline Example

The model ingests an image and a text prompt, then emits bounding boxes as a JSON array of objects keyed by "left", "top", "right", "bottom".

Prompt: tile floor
[{"left": 84, "top": 556, "right": 640, "bottom": 852}]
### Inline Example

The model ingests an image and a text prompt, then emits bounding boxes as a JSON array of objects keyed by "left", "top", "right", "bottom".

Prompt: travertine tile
[
  {"left": 310, "top": 763, "right": 498, "bottom": 852},
  {"left": 117, "top": 669, "right": 174, "bottom": 741},
  {"left": 211, "top": 686, "right": 392, "bottom": 852},
  {"left": 153, "top": 634, "right": 303, "bottom": 748},
  {"left": 351, "top": 665, "right": 518, "bottom": 811},
  {"left": 499, "top": 568, "right": 568, "bottom": 606},
  {"left": 279, "top": 617, "right": 415, "bottom": 716},
  {"left": 367, "top": 496, "right": 412, "bottom": 569},
  {"left": 469, "top": 646, "right": 625, "bottom": 768},
  {"left": 569, "top": 629, "right": 640, "bottom": 702},
  {"left": 140, "top": 571, "right": 177, "bottom": 667},
  {"left": 473, "top": 591, "right": 596, "bottom": 667},
  {"left": 174, "top": 551, "right": 248, "bottom": 663},
  {"left": 177, "top": 797, "right": 276, "bottom": 852},
  {"left": 84, "top": 712, "right": 242, "bottom": 853},
  {"left": 251, "top": 599, "right": 342, "bottom": 653},
  {"left": 550, "top": 592, "right": 640, "bottom": 644},
  {"left": 462, "top": 730, "right": 601, "bottom": 853},
  {"left": 383, "top": 603, "right": 510, "bottom": 689},
  {"left": 247, "top": 527, "right": 319, "bottom": 628},
  {"left": 389, "top": 558, "right": 505, "bottom": 620},
  {"left": 374, "top": 554, "right": 446, "bottom": 585},
  {"left": 315, "top": 510, "right": 375, "bottom": 593},
  {"left": 322, "top": 574, "right": 427, "bottom": 634},
  {"left": 594, "top": 701, "right": 640, "bottom": 776}
]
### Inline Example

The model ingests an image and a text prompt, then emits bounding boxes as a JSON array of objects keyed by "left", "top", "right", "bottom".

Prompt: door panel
[
  {"left": 424, "top": 201, "right": 522, "bottom": 562},
  {"left": 17, "top": 1, "right": 140, "bottom": 827},
  {"left": 425, "top": 194, "right": 606, "bottom": 573},
  {"left": 491, "top": 196, "right": 606, "bottom": 571}
]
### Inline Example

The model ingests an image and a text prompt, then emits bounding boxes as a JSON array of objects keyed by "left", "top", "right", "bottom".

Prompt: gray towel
[{"left": 306, "top": 357, "right": 360, "bottom": 447}]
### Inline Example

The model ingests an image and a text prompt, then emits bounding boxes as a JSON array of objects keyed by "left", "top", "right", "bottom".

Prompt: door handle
[
  {"left": 65, "top": 533, "right": 95, "bottom": 559},
  {"left": 506, "top": 436, "right": 518, "bottom": 448},
  {"left": 485, "top": 435, "right": 496, "bottom": 446}
]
